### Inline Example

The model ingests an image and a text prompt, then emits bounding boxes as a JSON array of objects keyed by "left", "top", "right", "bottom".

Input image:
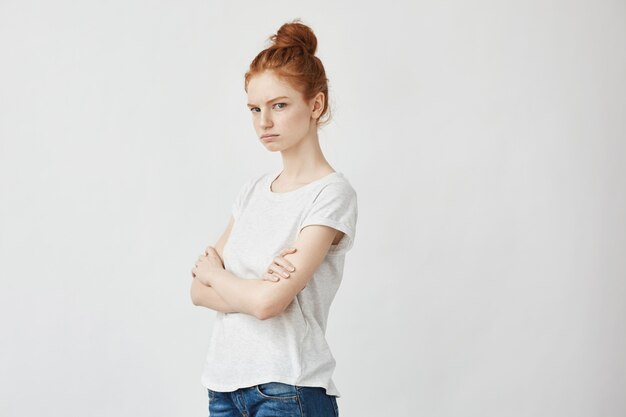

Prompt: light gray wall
[{"left": 1, "top": 1, "right": 624, "bottom": 416}]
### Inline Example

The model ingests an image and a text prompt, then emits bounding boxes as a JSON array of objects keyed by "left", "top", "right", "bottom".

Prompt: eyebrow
[{"left": 247, "top": 96, "right": 290, "bottom": 107}]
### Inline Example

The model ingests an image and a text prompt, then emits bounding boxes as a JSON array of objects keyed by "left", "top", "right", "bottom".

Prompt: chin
[{"left": 263, "top": 142, "right": 288, "bottom": 152}]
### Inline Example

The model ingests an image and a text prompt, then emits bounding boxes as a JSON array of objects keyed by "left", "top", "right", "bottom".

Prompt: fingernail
[
  {"left": 290, "top": 267, "right": 295, "bottom": 272},
  {"left": 282, "top": 272, "right": 289, "bottom": 277}
]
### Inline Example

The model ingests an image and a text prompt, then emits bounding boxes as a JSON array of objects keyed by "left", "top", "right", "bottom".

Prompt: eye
[{"left": 249, "top": 103, "right": 287, "bottom": 113}]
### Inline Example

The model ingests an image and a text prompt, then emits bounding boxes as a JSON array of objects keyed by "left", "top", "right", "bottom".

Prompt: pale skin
[{"left": 190, "top": 69, "right": 346, "bottom": 320}]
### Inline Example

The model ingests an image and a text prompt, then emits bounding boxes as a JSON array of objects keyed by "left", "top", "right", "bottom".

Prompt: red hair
[{"left": 244, "top": 19, "right": 332, "bottom": 127}]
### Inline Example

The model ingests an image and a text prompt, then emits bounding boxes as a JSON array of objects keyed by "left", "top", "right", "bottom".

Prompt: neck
[{"left": 278, "top": 127, "right": 332, "bottom": 181}]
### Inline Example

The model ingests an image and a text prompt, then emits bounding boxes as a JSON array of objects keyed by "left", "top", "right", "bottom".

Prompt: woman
[{"left": 190, "top": 19, "right": 358, "bottom": 417}]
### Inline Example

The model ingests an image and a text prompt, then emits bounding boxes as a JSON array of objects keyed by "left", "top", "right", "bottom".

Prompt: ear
[{"left": 310, "top": 92, "right": 325, "bottom": 119}]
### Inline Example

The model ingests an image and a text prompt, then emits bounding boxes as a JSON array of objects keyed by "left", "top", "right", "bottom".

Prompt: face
[{"left": 246, "top": 70, "right": 324, "bottom": 151}]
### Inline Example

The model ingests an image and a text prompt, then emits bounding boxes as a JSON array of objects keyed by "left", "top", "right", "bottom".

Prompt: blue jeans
[{"left": 207, "top": 382, "right": 339, "bottom": 417}]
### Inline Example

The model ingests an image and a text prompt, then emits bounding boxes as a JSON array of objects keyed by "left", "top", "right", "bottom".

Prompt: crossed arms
[{"left": 190, "top": 214, "right": 343, "bottom": 320}]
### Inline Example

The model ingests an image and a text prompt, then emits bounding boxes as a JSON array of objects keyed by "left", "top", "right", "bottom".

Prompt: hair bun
[
  {"left": 270, "top": 19, "right": 317, "bottom": 56},
  {"left": 245, "top": 19, "right": 332, "bottom": 127}
]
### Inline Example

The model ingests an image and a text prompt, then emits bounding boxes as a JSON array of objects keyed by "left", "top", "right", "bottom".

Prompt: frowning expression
[{"left": 246, "top": 70, "right": 321, "bottom": 151}]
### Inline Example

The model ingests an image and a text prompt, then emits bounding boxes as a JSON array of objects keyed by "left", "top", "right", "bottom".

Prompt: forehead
[{"left": 247, "top": 71, "right": 299, "bottom": 101}]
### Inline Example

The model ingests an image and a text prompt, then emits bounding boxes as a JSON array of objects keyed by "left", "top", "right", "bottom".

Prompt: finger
[
  {"left": 273, "top": 265, "right": 291, "bottom": 278},
  {"left": 268, "top": 261, "right": 290, "bottom": 278},
  {"left": 262, "top": 272, "right": 280, "bottom": 282},
  {"left": 279, "top": 247, "right": 297, "bottom": 256},
  {"left": 265, "top": 266, "right": 282, "bottom": 282},
  {"left": 273, "top": 256, "right": 295, "bottom": 276}
]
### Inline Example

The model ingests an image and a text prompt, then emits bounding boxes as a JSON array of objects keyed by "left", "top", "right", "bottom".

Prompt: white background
[{"left": 1, "top": 1, "right": 624, "bottom": 416}]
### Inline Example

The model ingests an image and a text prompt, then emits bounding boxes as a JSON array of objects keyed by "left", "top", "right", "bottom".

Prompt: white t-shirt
[{"left": 200, "top": 169, "right": 358, "bottom": 397}]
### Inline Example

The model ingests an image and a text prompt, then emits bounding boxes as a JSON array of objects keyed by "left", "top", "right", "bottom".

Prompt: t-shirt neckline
[{"left": 266, "top": 169, "right": 341, "bottom": 199}]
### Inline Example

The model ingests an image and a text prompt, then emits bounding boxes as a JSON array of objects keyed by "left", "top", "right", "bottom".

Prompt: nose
[{"left": 259, "top": 111, "right": 273, "bottom": 129}]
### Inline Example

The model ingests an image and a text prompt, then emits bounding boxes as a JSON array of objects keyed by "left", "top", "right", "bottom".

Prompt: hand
[
  {"left": 262, "top": 247, "right": 298, "bottom": 282},
  {"left": 191, "top": 246, "right": 224, "bottom": 286}
]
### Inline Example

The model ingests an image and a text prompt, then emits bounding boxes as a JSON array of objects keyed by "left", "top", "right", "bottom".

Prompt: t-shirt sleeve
[{"left": 299, "top": 181, "right": 358, "bottom": 256}]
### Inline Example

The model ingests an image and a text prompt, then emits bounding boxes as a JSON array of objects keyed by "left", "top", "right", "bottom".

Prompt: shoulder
[
  {"left": 304, "top": 173, "right": 358, "bottom": 222},
  {"left": 300, "top": 173, "right": 359, "bottom": 255},
  {"left": 313, "top": 173, "right": 357, "bottom": 202}
]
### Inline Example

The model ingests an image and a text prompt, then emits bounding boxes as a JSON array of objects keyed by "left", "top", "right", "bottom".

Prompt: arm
[
  {"left": 207, "top": 223, "right": 340, "bottom": 320},
  {"left": 204, "top": 269, "right": 276, "bottom": 319},
  {"left": 190, "top": 215, "right": 239, "bottom": 312},
  {"left": 213, "top": 214, "right": 234, "bottom": 265},
  {"left": 191, "top": 214, "right": 273, "bottom": 317},
  {"left": 190, "top": 278, "right": 238, "bottom": 313}
]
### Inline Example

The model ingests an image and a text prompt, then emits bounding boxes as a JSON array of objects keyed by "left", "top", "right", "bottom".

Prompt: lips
[{"left": 261, "top": 134, "right": 278, "bottom": 139}]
